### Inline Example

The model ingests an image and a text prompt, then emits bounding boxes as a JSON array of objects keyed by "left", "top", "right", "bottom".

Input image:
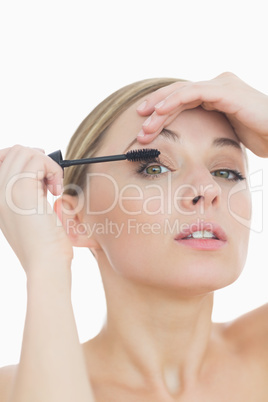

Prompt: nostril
[{"left": 192, "top": 195, "right": 202, "bottom": 205}]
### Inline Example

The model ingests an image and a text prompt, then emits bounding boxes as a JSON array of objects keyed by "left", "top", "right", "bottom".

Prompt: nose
[{"left": 175, "top": 168, "right": 222, "bottom": 214}]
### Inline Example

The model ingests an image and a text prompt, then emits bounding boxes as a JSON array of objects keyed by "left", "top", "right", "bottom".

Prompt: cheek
[
  {"left": 226, "top": 181, "right": 252, "bottom": 232},
  {"left": 86, "top": 179, "right": 170, "bottom": 276},
  {"left": 223, "top": 183, "right": 251, "bottom": 270},
  {"left": 119, "top": 183, "right": 167, "bottom": 215},
  {"left": 88, "top": 175, "right": 169, "bottom": 219},
  {"left": 85, "top": 173, "right": 120, "bottom": 214}
]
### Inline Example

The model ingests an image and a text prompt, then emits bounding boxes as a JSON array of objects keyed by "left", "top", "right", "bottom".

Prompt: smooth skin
[{"left": 0, "top": 72, "right": 268, "bottom": 402}]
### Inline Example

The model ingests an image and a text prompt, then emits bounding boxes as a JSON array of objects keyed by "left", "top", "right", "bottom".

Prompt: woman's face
[{"left": 83, "top": 100, "right": 251, "bottom": 295}]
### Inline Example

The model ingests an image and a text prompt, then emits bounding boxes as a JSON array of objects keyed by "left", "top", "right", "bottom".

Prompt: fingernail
[
  {"left": 142, "top": 116, "right": 152, "bottom": 127},
  {"left": 155, "top": 100, "right": 165, "bottom": 109},
  {"left": 137, "top": 101, "right": 147, "bottom": 112},
  {"left": 137, "top": 129, "right": 145, "bottom": 138}
]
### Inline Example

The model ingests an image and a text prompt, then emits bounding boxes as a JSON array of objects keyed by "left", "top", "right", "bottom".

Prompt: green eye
[
  {"left": 137, "top": 159, "right": 172, "bottom": 179},
  {"left": 211, "top": 169, "right": 245, "bottom": 181},
  {"left": 212, "top": 170, "right": 230, "bottom": 179},
  {"left": 145, "top": 165, "right": 169, "bottom": 175}
]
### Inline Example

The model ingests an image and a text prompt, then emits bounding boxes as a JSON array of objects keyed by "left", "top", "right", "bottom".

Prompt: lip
[{"left": 174, "top": 221, "right": 227, "bottom": 251}]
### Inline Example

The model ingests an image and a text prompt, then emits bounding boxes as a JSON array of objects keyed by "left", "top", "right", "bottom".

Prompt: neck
[{"left": 95, "top": 258, "right": 215, "bottom": 396}]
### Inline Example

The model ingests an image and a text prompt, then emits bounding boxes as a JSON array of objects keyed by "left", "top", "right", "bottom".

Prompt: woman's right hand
[
  {"left": 0, "top": 145, "right": 73, "bottom": 274},
  {"left": 136, "top": 72, "right": 268, "bottom": 157}
]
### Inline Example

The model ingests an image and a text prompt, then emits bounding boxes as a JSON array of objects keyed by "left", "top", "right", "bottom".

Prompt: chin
[{"left": 99, "top": 243, "right": 245, "bottom": 297}]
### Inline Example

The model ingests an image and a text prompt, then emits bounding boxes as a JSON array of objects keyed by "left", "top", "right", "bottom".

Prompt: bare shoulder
[
  {"left": 225, "top": 303, "right": 268, "bottom": 337},
  {"left": 222, "top": 303, "right": 268, "bottom": 360},
  {"left": 0, "top": 365, "right": 17, "bottom": 402}
]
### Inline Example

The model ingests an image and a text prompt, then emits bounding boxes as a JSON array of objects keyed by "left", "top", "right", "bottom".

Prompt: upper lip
[{"left": 175, "top": 221, "right": 227, "bottom": 241}]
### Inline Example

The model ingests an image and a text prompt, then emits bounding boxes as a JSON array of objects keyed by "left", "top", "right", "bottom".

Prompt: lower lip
[{"left": 175, "top": 238, "right": 226, "bottom": 250}]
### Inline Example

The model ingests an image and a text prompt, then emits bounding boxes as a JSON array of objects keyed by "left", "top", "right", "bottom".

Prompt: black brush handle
[
  {"left": 48, "top": 150, "right": 127, "bottom": 168},
  {"left": 61, "top": 154, "right": 127, "bottom": 167},
  {"left": 48, "top": 149, "right": 160, "bottom": 168}
]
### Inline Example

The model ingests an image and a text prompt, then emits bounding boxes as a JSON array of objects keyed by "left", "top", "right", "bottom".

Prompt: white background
[{"left": 1, "top": 0, "right": 268, "bottom": 367}]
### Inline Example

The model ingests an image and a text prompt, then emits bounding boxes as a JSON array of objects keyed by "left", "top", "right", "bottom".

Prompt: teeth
[{"left": 186, "top": 230, "right": 216, "bottom": 239}]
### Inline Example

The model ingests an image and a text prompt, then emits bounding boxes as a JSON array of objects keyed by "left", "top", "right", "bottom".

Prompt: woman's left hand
[{"left": 136, "top": 72, "right": 268, "bottom": 157}]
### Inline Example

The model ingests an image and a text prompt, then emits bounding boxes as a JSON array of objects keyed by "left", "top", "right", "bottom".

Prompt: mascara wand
[{"left": 48, "top": 149, "right": 161, "bottom": 169}]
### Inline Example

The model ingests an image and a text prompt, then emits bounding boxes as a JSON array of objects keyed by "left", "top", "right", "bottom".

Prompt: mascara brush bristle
[{"left": 125, "top": 149, "right": 160, "bottom": 162}]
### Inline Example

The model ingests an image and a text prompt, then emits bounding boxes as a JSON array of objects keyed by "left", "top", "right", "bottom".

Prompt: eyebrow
[
  {"left": 212, "top": 137, "right": 242, "bottom": 151},
  {"left": 124, "top": 128, "right": 179, "bottom": 153},
  {"left": 124, "top": 128, "right": 242, "bottom": 153}
]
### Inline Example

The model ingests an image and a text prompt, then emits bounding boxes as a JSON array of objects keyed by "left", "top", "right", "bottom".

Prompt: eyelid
[
  {"left": 150, "top": 154, "right": 176, "bottom": 169},
  {"left": 135, "top": 155, "right": 175, "bottom": 179},
  {"left": 138, "top": 156, "right": 175, "bottom": 171},
  {"left": 209, "top": 154, "right": 246, "bottom": 171}
]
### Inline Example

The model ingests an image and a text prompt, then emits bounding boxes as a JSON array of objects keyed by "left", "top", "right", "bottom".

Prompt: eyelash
[
  {"left": 136, "top": 158, "right": 172, "bottom": 179},
  {"left": 136, "top": 159, "right": 246, "bottom": 182},
  {"left": 211, "top": 169, "right": 245, "bottom": 182}
]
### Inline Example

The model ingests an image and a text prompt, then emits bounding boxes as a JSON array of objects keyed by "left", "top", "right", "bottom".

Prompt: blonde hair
[{"left": 63, "top": 77, "right": 182, "bottom": 195}]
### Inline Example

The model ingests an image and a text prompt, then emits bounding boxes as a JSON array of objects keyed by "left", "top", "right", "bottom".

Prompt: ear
[{"left": 54, "top": 194, "right": 100, "bottom": 251}]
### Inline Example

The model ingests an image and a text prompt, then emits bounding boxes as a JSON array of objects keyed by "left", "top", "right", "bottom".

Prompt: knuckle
[
  {"left": 11, "top": 144, "right": 32, "bottom": 159},
  {"left": 191, "top": 82, "right": 202, "bottom": 90},
  {"left": 30, "top": 153, "right": 42, "bottom": 162},
  {"left": 11, "top": 144, "right": 24, "bottom": 152},
  {"left": 154, "top": 82, "right": 177, "bottom": 97},
  {"left": 217, "top": 71, "right": 236, "bottom": 80}
]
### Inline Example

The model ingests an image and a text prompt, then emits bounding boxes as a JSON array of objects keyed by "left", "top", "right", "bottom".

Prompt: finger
[
  {"left": 24, "top": 153, "right": 63, "bottom": 196},
  {"left": 140, "top": 105, "right": 185, "bottom": 135},
  {"left": 45, "top": 172, "right": 63, "bottom": 196},
  {"left": 137, "top": 128, "right": 163, "bottom": 144},
  {"left": 0, "top": 145, "right": 34, "bottom": 180},
  {"left": 0, "top": 145, "right": 45, "bottom": 163},
  {"left": 155, "top": 76, "right": 242, "bottom": 117},
  {"left": 0, "top": 146, "right": 44, "bottom": 163},
  {"left": 141, "top": 112, "right": 170, "bottom": 134},
  {"left": 154, "top": 85, "right": 210, "bottom": 115},
  {"left": 0, "top": 146, "right": 63, "bottom": 196},
  {"left": 137, "top": 113, "right": 180, "bottom": 144},
  {"left": 137, "top": 99, "right": 203, "bottom": 142},
  {"left": 33, "top": 147, "right": 45, "bottom": 153},
  {"left": 0, "top": 147, "right": 12, "bottom": 162},
  {"left": 136, "top": 81, "right": 188, "bottom": 116},
  {"left": 0, "top": 146, "right": 47, "bottom": 181}
]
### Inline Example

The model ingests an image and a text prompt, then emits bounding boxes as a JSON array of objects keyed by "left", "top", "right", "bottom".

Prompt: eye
[
  {"left": 136, "top": 160, "right": 172, "bottom": 178},
  {"left": 145, "top": 165, "right": 170, "bottom": 175},
  {"left": 211, "top": 169, "right": 245, "bottom": 182}
]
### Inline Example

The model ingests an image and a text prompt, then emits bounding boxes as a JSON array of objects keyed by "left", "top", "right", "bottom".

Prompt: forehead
[
  {"left": 100, "top": 97, "right": 239, "bottom": 155},
  {"left": 100, "top": 98, "right": 147, "bottom": 154}
]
